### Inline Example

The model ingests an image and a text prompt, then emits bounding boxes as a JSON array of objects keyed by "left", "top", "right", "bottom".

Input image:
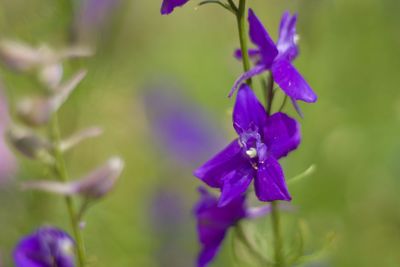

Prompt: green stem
[
  {"left": 234, "top": 223, "right": 269, "bottom": 265},
  {"left": 271, "top": 202, "right": 284, "bottom": 267},
  {"left": 50, "top": 113, "right": 86, "bottom": 267},
  {"left": 236, "top": 0, "right": 252, "bottom": 87},
  {"left": 266, "top": 73, "right": 274, "bottom": 115}
]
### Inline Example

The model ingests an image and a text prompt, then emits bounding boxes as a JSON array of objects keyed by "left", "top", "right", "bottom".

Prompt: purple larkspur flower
[
  {"left": 161, "top": 0, "right": 189, "bottom": 15},
  {"left": 13, "top": 226, "right": 75, "bottom": 267},
  {"left": 195, "top": 187, "right": 273, "bottom": 267},
  {"left": 230, "top": 10, "right": 317, "bottom": 106},
  {"left": 143, "top": 82, "right": 225, "bottom": 167},
  {"left": 195, "top": 187, "right": 246, "bottom": 267},
  {"left": 195, "top": 84, "right": 300, "bottom": 206}
]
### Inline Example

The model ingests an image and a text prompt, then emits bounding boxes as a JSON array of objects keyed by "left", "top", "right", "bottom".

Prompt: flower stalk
[
  {"left": 236, "top": 0, "right": 252, "bottom": 87},
  {"left": 50, "top": 112, "right": 86, "bottom": 267}
]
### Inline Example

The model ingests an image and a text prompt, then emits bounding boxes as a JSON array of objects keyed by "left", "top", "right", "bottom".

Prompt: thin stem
[
  {"left": 271, "top": 202, "right": 284, "bottom": 267},
  {"left": 50, "top": 113, "right": 86, "bottom": 267},
  {"left": 234, "top": 223, "right": 270, "bottom": 265},
  {"left": 278, "top": 95, "right": 288, "bottom": 112},
  {"left": 236, "top": 0, "right": 252, "bottom": 88},
  {"left": 266, "top": 72, "right": 274, "bottom": 115}
]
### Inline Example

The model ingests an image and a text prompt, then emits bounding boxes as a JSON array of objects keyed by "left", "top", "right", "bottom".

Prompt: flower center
[{"left": 245, "top": 148, "right": 257, "bottom": 158}]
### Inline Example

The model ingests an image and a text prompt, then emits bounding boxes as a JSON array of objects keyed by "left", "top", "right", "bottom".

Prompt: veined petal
[
  {"left": 229, "top": 65, "right": 267, "bottom": 97},
  {"left": 219, "top": 167, "right": 254, "bottom": 207},
  {"left": 264, "top": 112, "right": 301, "bottom": 159},
  {"left": 272, "top": 60, "right": 317, "bottom": 103},
  {"left": 161, "top": 0, "right": 189, "bottom": 15},
  {"left": 248, "top": 9, "right": 278, "bottom": 67},
  {"left": 194, "top": 140, "right": 244, "bottom": 188},
  {"left": 277, "top": 12, "right": 299, "bottom": 62},
  {"left": 254, "top": 156, "right": 291, "bottom": 202},
  {"left": 233, "top": 84, "right": 267, "bottom": 135}
]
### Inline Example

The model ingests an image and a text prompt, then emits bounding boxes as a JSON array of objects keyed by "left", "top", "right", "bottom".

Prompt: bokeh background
[{"left": 0, "top": 0, "right": 399, "bottom": 266}]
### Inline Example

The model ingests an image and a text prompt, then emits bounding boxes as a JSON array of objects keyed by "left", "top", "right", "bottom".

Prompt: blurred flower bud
[
  {"left": 6, "top": 125, "right": 51, "bottom": 160},
  {"left": 0, "top": 40, "right": 42, "bottom": 72},
  {"left": 17, "top": 69, "right": 87, "bottom": 126},
  {"left": 0, "top": 40, "right": 93, "bottom": 74},
  {"left": 17, "top": 97, "right": 53, "bottom": 126},
  {"left": 38, "top": 63, "right": 63, "bottom": 90},
  {"left": 21, "top": 157, "right": 124, "bottom": 199},
  {"left": 60, "top": 126, "right": 103, "bottom": 152}
]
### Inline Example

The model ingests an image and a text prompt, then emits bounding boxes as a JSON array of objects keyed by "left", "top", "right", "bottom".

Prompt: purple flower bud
[
  {"left": 13, "top": 226, "right": 75, "bottom": 267},
  {"left": 21, "top": 157, "right": 124, "bottom": 199}
]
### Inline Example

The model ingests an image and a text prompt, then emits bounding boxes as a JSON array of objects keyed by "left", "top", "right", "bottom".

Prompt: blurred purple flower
[
  {"left": 195, "top": 187, "right": 277, "bottom": 267},
  {"left": 73, "top": 0, "right": 121, "bottom": 42},
  {"left": 143, "top": 82, "right": 225, "bottom": 167},
  {"left": 14, "top": 226, "right": 75, "bottom": 267},
  {"left": 195, "top": 84, "right": 300, "bottom": 206},
  {"left": 0, "top": 88, "right": 17, "bottom": 186},
  {"left": 161, "top": 0, "right": 189, "bottom": 15},
  {"left": 195, "top": 187, "right": 246, "bottom": 267},
  {"left": 231, "top": 10, "right": 317, "bottom": 106}
]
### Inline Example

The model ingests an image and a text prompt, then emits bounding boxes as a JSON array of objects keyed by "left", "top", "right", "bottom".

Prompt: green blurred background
[{"left": 0, "top": 0, "right": 399, "bottom": 266}]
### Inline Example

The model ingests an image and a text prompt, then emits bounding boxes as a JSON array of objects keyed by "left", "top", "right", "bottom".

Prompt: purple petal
[
  {"left": 230, "top": 65, "right": 267, "bottom": 97},
  {"left": 233, "top": 48, "right": 260, "bottom": 61},
  {"left": 219, "top": 167, "right": 254, "bottom": 207},
  {"left": 194, "top": 140, "right": 244, "bottom": 188},
  {"left": 248, "top": 9, "right": 278, "bottom": 67},
  {"left": 14, "top": 227, "right": 75, "bottom": 267},
  {"left": 271, "top": 60, "right": 317, "bottom": 103},
  {"left": 254, "top": 156, "right": 291, "bottom": 202},
  {"left": 277, "top": 12, "right": 299, "bottom": 62},
  {"left": 233, "top": 84, "right": 267, "bottom": 135},
  {"left": 264, "top": 112, "right": 301, "bottom": 159},
  {"left": 195, "top": 188, "right": 246, "bottom": 267},
  {"left": 161, "top": 0, "right": 190, "bottom": 15}
]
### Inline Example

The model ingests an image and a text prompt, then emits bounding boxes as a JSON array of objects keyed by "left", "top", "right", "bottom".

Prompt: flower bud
[
  {"left": 38, "top": 63, "right": 63, "bottom": 90},
  {"left": 21, "top": 157, "right": 124, "bottom": 199},
  {"left": 0, "top": 40, "right": 41, "bottom": 72},
  {"left": 17, "top": 69, "right": 87, "bottom": 126},
  {"left": 7, "top": 126, "right": 51, "bottom": 160}
]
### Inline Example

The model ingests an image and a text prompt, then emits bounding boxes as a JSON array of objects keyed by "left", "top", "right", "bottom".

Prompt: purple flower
[
  {"left": 161, "top": 0, "right": 189, "bottom": 15},
  {"left": 142, "top": 82, "right": 225, "bottom": 167},
  {"left": 194, "top": 84, "right": 300, "bottom": 206},
  {"left": 195, "top": 187, "right": 246, "bottom": 267},
  {"left": 13, "top": 226, "right": 75, "bottom": 267},
  {"left": 230, "top": 10, "right": 317, "bottom": 106},
  {"left": 195, "top": 187, "right": 275, "bottom": 267}
]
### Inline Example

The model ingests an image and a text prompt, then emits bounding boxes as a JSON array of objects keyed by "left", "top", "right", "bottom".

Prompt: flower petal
[
  {"left": 161, "top": 0, "right": 189, "bottom": 15},
  {"left": 194, "top": 140, "right": 244, "bottom": 188},
  {"left": 264, "top": 112, "right": 301, "bottom": 159},
  {"left": 219, "top": 167, "right": 254, "bottom": 207},
  {"left": 233, "top": 48, "right": 260, "bottom": 61},
  {"left": 254, "top": 156, "right": 291, "bottom": 202},
  {"left": 195, "top": 188, "right": 246, "bottom": 267},
  {"left": 272, "top": 60, "right": 317, "bottom": 103},
  {"left": 248, "top": 9, "right": 278, "bottom": 67},
  {"left": 232, "top": 84, "right": 266, "bottom": 135},
  {"left": 229, "top": 65, "right": 267, "bottom": 97},
  {"left": 277, "top": 12, "right": 299, "bottom": 62}
]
